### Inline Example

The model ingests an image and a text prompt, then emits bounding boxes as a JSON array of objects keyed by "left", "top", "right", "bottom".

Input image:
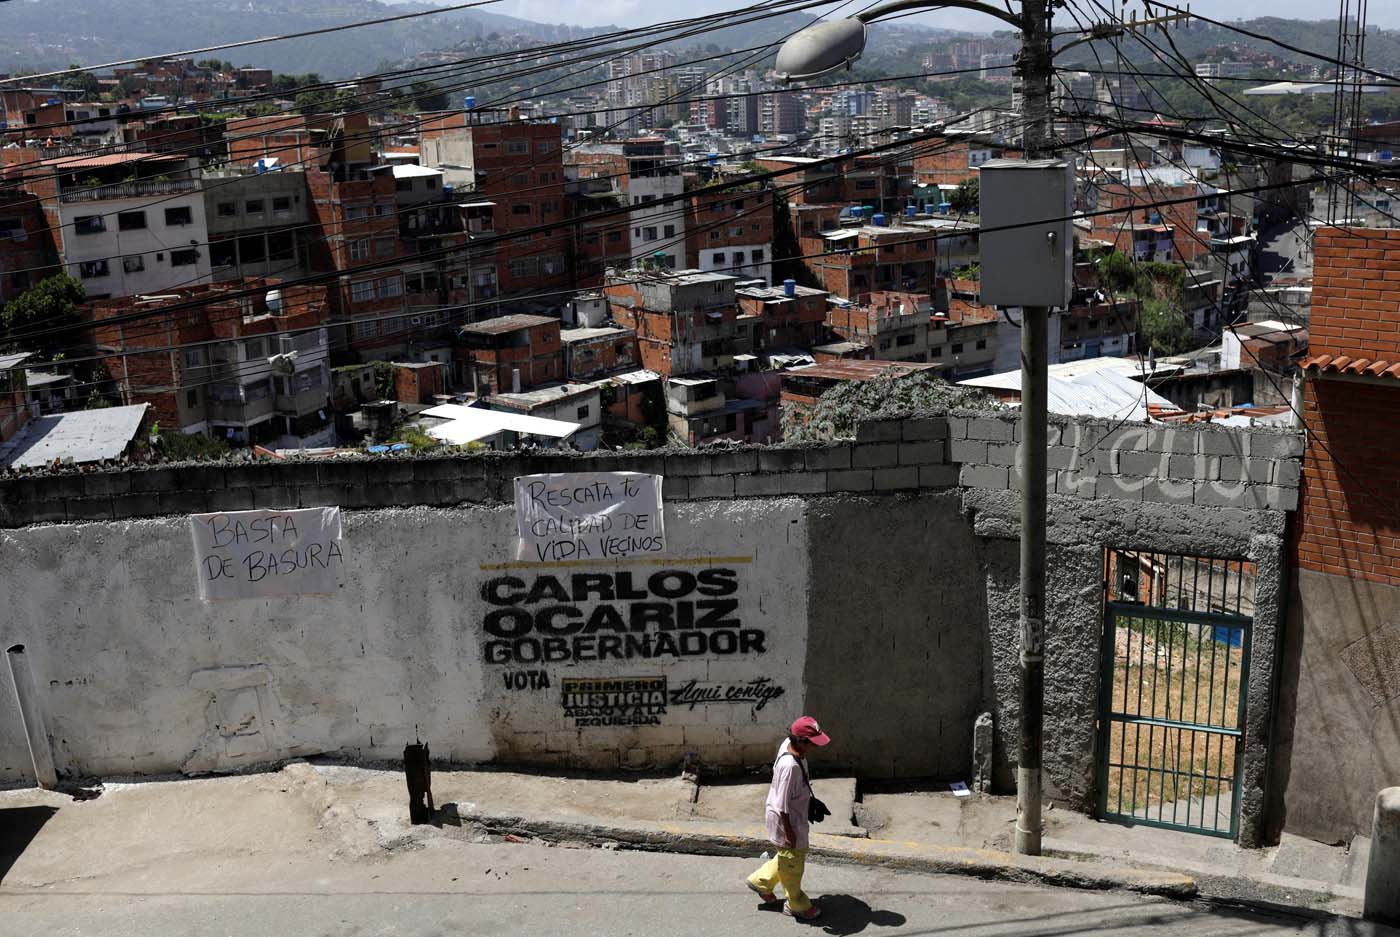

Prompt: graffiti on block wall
[
  {"left": 479, "top": 568, "right": 767, "bottom": 665},
  {"left": 669, "top": 677, "right": 785, "bottom": 712},
  {"left": 561, "top": 677, "right": 668, "bottom": 727}
]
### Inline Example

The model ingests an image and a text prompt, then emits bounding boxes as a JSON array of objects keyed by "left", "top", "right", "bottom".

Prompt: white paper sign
[
  {"left": 514, "top": 472, "right": 665, "bottom": 562},
  {"left": 190, "top": 507, "right": 344, "bottom": 600}
]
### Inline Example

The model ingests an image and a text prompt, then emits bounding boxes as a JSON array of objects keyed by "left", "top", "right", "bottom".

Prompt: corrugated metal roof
[
  {"left": 34, "top": 151, "right": 183, "bottom": 169},
  {"left": 0, "top": 351, "right": 34, "bottom": 371},
  {"left": 787, "top": 360, "right": 940, "bottom": 382},
  {"left": 421, "top": 403, "right": 578, "bottom": 444},
  {"left": 961, "top": 367, "right": 1173, "bottom": 421},
  {"left": 459, "top": 314, "right": 557, "bottom": 334},
  {"left": 0, "top": 403, "right": 148, "bottom": 468},
  {"left": 1301, "top": 354, "right": 1400, "bottom": 380}
]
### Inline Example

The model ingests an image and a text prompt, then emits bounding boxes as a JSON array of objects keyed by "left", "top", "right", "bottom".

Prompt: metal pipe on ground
[
  {"left": 404, "top": 741, "right": 434, "bottom": 824},
  {"left": 6, "top": 644, "right": 58, "bottom": 789}
]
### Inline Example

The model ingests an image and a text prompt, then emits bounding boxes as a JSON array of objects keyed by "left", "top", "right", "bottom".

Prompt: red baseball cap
[{"left": 791, "top": 716, "right": 831, "bottom": 746}]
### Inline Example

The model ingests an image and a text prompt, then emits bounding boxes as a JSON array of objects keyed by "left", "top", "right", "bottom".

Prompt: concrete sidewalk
[{"left": 0, "top": 761, "right": 1372, "bottom": 921}]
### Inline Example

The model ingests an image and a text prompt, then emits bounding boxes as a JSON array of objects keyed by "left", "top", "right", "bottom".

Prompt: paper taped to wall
[
  {"left": 514, "top": 472, "right": 665, "bottom": 562},
  {"left": 190, "top": 507, "right": 344, "bottom": 600}
]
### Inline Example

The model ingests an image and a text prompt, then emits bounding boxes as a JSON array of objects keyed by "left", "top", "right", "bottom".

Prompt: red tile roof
[{"left": 1301, "top": 354, "right": 1400, "bottom": 380}]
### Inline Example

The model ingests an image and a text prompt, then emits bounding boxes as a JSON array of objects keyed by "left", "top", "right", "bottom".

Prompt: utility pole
[
  {"left": 776, "top": 0, "right": 1186, "bottom": 862},
  {"left": 1014, "top": 0, "right": 1053, "bottom": 859}
]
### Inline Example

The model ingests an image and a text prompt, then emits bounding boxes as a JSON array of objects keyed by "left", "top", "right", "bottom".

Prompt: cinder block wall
[
  {"left": 0, "top": 413, "right": 1302, "bottom": 846},
  {"left": 0, "top": 412, "right": 1301, "bottom": 525}
]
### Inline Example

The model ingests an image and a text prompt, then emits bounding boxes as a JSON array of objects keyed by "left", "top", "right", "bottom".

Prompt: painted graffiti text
[{"left": 668, "top": 677, "right": 785, "bottom": 712}]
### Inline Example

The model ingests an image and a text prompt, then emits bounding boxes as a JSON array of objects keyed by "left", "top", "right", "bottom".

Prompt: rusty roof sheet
[
  {"left": 32, "top": 151, "right": 184, "bottom": 170},
  {"left": 1301, "top": 354, "right": 1400, "bottom": 380},
  {"left": 787, "top": 359, "right": 941, "bottom": 382},
  {"left": 459, "top": 313, "right": 557, "bottom": 334}
]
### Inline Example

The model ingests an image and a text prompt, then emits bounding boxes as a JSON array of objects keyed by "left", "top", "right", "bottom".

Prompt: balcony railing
[
  {"left": 59, "top": 178, "right": 200, "bottom": 203},
  {"left": 275, "top": 386, "right": 329, "bottom": 416},
  {"left": 207, "top": 394, "right": 274, "bottom": 423}
]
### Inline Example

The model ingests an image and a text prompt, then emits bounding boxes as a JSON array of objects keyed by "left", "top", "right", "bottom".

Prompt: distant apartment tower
[
  {"left": 760, "top": 91, "right": 806, "bottom": 135},
  {"left": 623, "top": 139, "right": 686, "bottom": 270},
  {"left": 980, "top": 53, "right": 1015, "bottom": 81}
]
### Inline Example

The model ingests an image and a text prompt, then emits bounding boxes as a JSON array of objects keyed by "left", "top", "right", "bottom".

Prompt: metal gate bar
[{"left": 1097, "top": 549, "right": 1252, "bottom": 839}]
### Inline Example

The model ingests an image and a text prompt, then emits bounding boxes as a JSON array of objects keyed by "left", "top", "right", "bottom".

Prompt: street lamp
[
  {"left": 777, "top": 0, "right": 1055, "bottom": 859},
  {"left": 774, "top": 1, "right": 1022, "bottom": 83}
]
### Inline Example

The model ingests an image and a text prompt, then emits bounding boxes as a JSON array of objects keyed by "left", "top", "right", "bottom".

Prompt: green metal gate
[{"left": 1096, "top": 550, "right": 1253, "bottom": 839}]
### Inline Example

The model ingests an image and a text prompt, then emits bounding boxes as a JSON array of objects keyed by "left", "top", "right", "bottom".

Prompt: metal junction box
[{"left": 978, "top": 159, "right": 1074, "bottom": 308}]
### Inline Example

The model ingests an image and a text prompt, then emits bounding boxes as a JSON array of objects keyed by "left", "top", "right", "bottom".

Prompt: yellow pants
[{"left": 747, "top": 847, "right": 811, "bottom": 912}]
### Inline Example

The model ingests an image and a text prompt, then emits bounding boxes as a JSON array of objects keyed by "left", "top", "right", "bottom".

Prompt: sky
[{"left": 496, "top": 0, "right": 1400, "bottom": 32}]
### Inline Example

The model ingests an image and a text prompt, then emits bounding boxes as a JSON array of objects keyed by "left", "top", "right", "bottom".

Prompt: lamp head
[{"left": 774, "top": 18, "right": 868, "bottom": 83}]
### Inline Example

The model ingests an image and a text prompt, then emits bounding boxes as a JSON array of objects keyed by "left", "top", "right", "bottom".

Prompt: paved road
[
  {"left": 4, "top": 840, "right": 1394, "bottom": 937},
  {"left": 1258, "top": 218, "right": 1312, "bottom": 280}
]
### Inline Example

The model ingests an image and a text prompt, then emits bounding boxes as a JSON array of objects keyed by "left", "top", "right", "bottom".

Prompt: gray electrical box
[{"left": 977, "top": 159, "right": 1074, "bottom": 308}]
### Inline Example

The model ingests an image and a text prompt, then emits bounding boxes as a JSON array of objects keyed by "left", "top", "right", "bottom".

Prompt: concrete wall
[
  {"left": 1270, "top": 570, "right": 1400, "bottom": 843},
  {"left": 0, "top": 412, "right": 1304, "bottom": 845}
]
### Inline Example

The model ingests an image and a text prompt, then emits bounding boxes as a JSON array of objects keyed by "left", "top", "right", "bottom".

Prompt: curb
[{"left": 457, "top": 810, "right": 1198, "bottom": 900}]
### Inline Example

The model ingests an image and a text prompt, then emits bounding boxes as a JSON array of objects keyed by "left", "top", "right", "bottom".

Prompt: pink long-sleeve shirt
[{"left": 763, "top": 741, "right": 811, "bottom": 849}]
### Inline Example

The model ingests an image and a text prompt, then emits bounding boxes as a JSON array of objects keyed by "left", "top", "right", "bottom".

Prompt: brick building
[
  {"left": 392, "top": 360, "right": 448, "bottom": 405},
  {"left": 1086, "top": 171, "right": 1210, "bottom": 264},
  {"left": 806, "top": 223, "right": 937, "bottom": 302},
  {"left": 912, "top": 135, "right": 1021, "bottom": 188},
  {"left": 419, "top": 116, "right": 570, "bottom": 298},
  {"left": 297, "top": 117, "right": 409, "bottom": 357},
  {"left": 560, "top": 325, "right": 639, "bottom": 381},
  {"left": 0, "top": 190, "right": 58, "bottom": 303},
  {"left": 457, "top": 314, "right": 563, "bottom": 395},
  {"left": 1295, "top": 228, "right": 1400, "bottom": 586},
  {"left": 685, "top": 177, "right": 773, "bottom": 283},
  {"left": 88, "top": 280, "right": 333, "bottom": 446},
  {"left": 0, "top": 352, "right": 33, "bottom": 444},
  {"left": 735, "top": 280, "right": 827, "bottom": 351},
  {"left": 825, "top": 290, "right": 935, "bottom": 363},
  {"left": 605, "top": 269, "right": 740, "bottom": 378},
  {"left": 1278, "top": 226, "right": 1400, "bottom": 844}
]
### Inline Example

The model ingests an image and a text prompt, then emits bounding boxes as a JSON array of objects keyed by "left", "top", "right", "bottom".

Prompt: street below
[{"left": 4, "top": 839, "right": 1391, "bottom": 937}]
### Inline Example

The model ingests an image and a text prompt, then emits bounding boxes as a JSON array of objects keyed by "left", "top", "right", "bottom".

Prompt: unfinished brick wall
[{"left": 1294, "top": 227, "right": 1400, "bottom": 586}]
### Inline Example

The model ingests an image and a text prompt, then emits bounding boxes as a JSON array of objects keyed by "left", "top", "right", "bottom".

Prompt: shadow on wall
[
  {"left": 1269, "top": 566, "right": 1400, "bottom": 844},
  {"left": 0, "top": 805, "right": 56, "bottom": 883}
]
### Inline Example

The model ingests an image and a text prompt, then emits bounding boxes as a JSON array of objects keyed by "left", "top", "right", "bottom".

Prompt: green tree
[
  {"left": 1137, "top": 298, "right": 1193, "bottom": 356},
  {"left": 410, "top": 81, "right": 449, "bottom": 112},
  {"left": 2, "top": 274, "right": 86, "bottom": 350},
  {"left": 154, "top": 429, "right": 229, "bottom": 460},
  {"left": 58, "top": 65, "right": 101, "bottom": 97},
  {"left": 949, "top": 178, "right": 979, "bottom": 215},
  {"left": 770, "top": 189, "right": 820, "bottom": 289}
]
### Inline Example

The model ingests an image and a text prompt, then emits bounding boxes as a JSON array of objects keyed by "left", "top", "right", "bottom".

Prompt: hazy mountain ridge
[{"left": 1, "top": 0, "right": 968, "bottom": 79}]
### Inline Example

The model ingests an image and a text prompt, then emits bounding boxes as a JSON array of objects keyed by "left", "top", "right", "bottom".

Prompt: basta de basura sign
[
  {"left": 190, "top": 507, "right": 344, "bottom": 600},
  {"left": 513, "top": 471, "right": 664, "bottom": 562}
]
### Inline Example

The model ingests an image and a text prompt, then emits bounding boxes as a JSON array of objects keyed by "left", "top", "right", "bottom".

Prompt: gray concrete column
[
  {"left": 5, "top": 644, "right": 58, "bottom": 789},
  {"left": 1364, "top": 787, "right": 1400, "bottom": 925}
]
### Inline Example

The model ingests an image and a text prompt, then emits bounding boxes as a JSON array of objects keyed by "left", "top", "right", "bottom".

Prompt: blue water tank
[
  {"left": 905, "top": 205, "right": 916, "bottom": 217},
  {"left": 938, "top": 201, "right": 952, "bottom": 214},
  {"left": 464, "top": 96, "right": 476, "bottom": 110},
  {"left": 872, "top": 213, "right": 887, "bottom": 226},
  {"left": 783, "top": 279, "right": 796, "bottom": 297}
]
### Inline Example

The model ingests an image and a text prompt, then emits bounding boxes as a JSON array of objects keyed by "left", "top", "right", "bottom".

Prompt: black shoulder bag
[{"left": 783, "top": 752, "right": 831, "bottom": 824}]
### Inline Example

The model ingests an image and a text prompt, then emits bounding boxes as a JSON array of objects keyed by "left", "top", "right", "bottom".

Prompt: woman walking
[{"left": 745, "top": 715, "right": 830, "bottom": 921}]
